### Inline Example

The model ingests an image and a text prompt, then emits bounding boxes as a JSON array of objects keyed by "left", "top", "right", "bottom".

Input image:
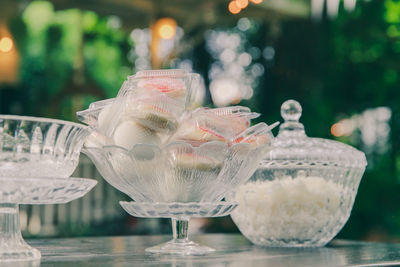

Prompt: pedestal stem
[
  {"left": 145, "top": 217, "right": 214, "bottom": 255},
  {"left": 0, "top": 203, "right": 23, "bottom": 242},
  {"left": 0, "top": 203, "right": 41, "bottom": 261},
  {"left": 171, "top": 218, "right": 189, "bottom": 242}
]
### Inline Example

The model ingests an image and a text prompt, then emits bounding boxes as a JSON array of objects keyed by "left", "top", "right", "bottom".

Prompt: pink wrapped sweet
[
  {"left": 231, "top": 122, "right": 278, "bottom": 148},
  {"left": 127, "top": 69, "right": 200, "bottom": 103},
  {"left": 137, "top": 77, "right": 186, "bottom": 100},
  {"left": 170, "top": 106, "right": 260, "bottom": 146},
  {"left": 98, "top": 70, "right": 200, "bottom": 139},
  {"left": 123, "top": 90, "right": 183, "bottom": 133}
]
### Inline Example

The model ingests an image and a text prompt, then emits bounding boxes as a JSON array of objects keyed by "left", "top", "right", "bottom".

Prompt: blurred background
[{"left": 0, "top": 0, "right": 399, "bottom": 243}]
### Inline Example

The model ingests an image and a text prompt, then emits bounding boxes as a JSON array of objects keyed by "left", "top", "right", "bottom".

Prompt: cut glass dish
[
  {"left": 0, "top": 115, "right": 88, "bottom": 177},
  {"left": 0, "top": 115, "right": 97, "bottom": 261},
  {"left": 83, "top": 138, "right": 272, "bottom": 255},
  {"left": 228, "top": 100, "right": 367, "bottom": 247}
]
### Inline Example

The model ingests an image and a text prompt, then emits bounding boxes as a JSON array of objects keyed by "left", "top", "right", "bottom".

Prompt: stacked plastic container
[{"left": 77, "top": 69, "right": 274, "bottom": 153}]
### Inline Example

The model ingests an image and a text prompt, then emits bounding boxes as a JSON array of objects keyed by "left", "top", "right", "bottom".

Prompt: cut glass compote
[
  {"left": 79, "top": 69, "right": 276, "bottom": 255},
  {"left": 83, "top": 135, "right": 274, "bottom": 255},
  {"left": 0, "top": 115, "right": 97, "bottom": 261}
]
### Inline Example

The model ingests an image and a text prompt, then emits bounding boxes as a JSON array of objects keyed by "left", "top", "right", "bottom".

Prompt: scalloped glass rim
[
  {"left": 0, "top": 115, "right": 88, "bottom": 130},
  {"left": 83, "top": 139, "right": 248, "bottom": 153},
  {"left": 0, "top": 115, "right": 89, "bottom": 178},
  {"left": 131, "top": 69, "right": 199, "bottom": 79},
  {"left": 83, "top": 139, "right": 267, "bottom": 203},
  {"left": 260, "top": 159, "right": 367, "bottom": 169}
]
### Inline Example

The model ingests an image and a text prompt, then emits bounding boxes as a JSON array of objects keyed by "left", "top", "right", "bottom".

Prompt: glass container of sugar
[{"left": 228, "top": 99, "right": 367, "bottom": 247}]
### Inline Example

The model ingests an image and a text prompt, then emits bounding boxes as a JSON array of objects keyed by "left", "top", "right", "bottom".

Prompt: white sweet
[
  {"left": 231, "top": 176, "right": 343, "bottom": 242},
  {"left": 97, "top": 104, "right": 113, "bottom": 128},
  {"left": 113, "top": 120, "right": 161, "bottom": 150}
]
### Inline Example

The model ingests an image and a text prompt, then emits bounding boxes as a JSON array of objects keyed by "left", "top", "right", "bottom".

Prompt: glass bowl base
[
  {"left": 119, "top": 201, "right": 238, "bottom": 218},
  {"left": 0, "top": 242, "right": 41, "bottom": 262},
  {"left": 146, "top": 239, "right": 215, "bottom": 256},
  {"left": 247, "top": 236, "right": 330, "bottom": 247},
  {"left": 120, "top": 201, "right": 238, "bottom": 255}
]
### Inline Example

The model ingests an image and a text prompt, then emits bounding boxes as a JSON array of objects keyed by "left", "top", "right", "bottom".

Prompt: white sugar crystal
[{"left": 231, "top": 176, "right": 343, "bottom": 242}]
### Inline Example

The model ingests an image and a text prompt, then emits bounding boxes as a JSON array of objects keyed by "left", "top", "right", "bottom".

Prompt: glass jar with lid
[{"left": 228, "top": 100, "right": 367, "bottom": 247}]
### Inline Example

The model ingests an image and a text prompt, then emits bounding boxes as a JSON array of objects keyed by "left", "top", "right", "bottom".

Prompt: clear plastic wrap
[
  {"left": 231, "top": 122, "right": 279, "bottom": 147},
  {"left": 84, "top": 130, "right": 114, "bottom": 148},
  {"left": 112, "top": 119, "right": 162, "bottom": 149},
  {"left": 99, "top": 70, "right": 200, "bottom": 139},
  {"left": 76, "top": 69, "right": 278, "bottom": 153},
  {"left": 123, "top": 89, "right": 183, "bottom": 133},
  {"left": 169, "top": 106, "right": 261, "bottom": 145},
  {"left": 76, "top": 98, "right": 115, "bottom": 127}
]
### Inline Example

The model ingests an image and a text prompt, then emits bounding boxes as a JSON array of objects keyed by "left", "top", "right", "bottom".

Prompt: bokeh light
[
  {"left": 154, "top": 18, "right": 177, "bottom": 40},
  {"left": 0, "top": 37, "right": 13, "bottom": 53},
  {"left": 331, "top": 119, "right": 355, "bottom": 137},
  {"left": 228, "top": 1, "right": 241, "bottom": 14},
  {"left": 205, "top": 20, "right": 265, "bottom": 107},
  {"left": 236, "top": 0, "right": 249, "bottom": 9},
  {"left": 237, "top": 18, "right": 251, "bottom": 31},
  {"left": 159, "top": 24, "right": 175, "bottom": 39},
  {"left": 331, "top": 122, "right": 343, "bottom": 137},
  {"left": 250, "top": 0, "right": 263, "bottom": 4}
]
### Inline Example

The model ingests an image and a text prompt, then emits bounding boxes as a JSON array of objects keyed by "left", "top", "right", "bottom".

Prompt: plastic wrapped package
[
  {"left": 76, "top": 98, "right": 115, "bottom": 127},
  {"left": 77, "top": 96, "right": 179, "bottom": 149},
  {"left": 77, "top": 69, "right": 276, "bottom": 153},
  {"left": 113, "top": 119, "right": 162, "bottom": 149},
  {"left": 99, "top": 69, "right": 200, "bottom": 139},
  {"left": 169, "top": 106, "right": 260, "bottom": 145},
  {"left": 188, "top": 75, "right": 206, "bottom": 109},
  {"left": 206, "top": 106, "right": 260, "bottom": 136},
  {"left": 76, "top": 98, "right": 116, "bottom": 148},
  {"left": 122, "top": 89, "right": 183, "bottom": 133},
  {"left": 231, "top": 122, "right": 279, "bottom": 147},
  {"left": 131, "top": 69, "right": 200, "bottom": 103},
  {"left": 101, "top": 90, "right": 182, "bottom": 148}
]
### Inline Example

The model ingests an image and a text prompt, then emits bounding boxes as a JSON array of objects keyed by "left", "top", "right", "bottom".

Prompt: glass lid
[{"left": 264, "top": 100, "right": 367, "bottom": 169}]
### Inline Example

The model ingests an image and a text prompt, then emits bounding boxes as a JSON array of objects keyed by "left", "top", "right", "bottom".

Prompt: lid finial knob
[
  {"left": 281, "top": 100, "right": 302, "bottom": 122},
  {"left": 278, "top": 99, "right": 305, "bottom": 137}
]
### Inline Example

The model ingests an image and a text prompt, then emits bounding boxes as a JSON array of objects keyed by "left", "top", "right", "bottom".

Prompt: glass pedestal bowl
[
  {"left": 83, "top": 140, "right": 270, "bottom": 255},
  {"left": 0, "top": 115, "right": 97, "bottom": 261}
]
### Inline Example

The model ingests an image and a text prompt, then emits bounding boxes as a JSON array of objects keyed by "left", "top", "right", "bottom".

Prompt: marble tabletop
[{"left": 14, "top": 234, "right": 400, "bottom": 267}]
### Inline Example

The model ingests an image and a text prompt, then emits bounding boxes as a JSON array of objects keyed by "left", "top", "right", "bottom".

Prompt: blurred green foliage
[{"left": 2, "top": 1, "right": 132, "bottom": 121}]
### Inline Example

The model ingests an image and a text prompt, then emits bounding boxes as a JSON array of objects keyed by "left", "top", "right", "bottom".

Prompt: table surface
[{"left": 17, "top": 234, "right": 400, "bottom": 267}]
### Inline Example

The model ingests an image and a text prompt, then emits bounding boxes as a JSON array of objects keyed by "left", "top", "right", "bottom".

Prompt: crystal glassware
[
  {"left": 228, "top": 100, "right": 367, "bottom": 247},
  {"left": 0, "top": 115, "right": 97, "bottom": 261},
  {"left": 83, "top": 138, "right": 272, "bottom": 255},
  {"left": 0, "top": 115, "right": 87, "bottom": 177}
]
